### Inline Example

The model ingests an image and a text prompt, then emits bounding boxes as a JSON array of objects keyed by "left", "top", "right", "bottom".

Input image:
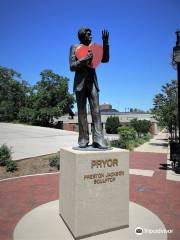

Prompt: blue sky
[{"left": 0, "top": 0, "right": 179, "bottom": 111}]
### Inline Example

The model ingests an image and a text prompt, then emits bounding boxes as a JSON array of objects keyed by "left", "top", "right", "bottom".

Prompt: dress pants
[{"left": 76, "top": 80, "right": 104, "bottom": 147}]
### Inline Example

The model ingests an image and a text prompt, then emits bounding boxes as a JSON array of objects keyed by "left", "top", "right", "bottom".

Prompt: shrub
[
  {"left": 109, "top": 140, "right": 120, "bottom": 148},
  {"left": 105, "top": 116, "right": 121, "bottom": 134},
  {"left": 125, "top": 140, "right": 135, "bottom": 151},
  {"left": 120, "top": 140, "right": 136, "bottom": 150},
  {"left": 118, "top": 126, "right": 137, "bottom": 150},
  {"left": 134, "top": 142, "right": 140, "bottom": 147},
  {"left": 118, "top": 126, "right": 137, "bottom": 141},
  {"left": 0, "top": 144, "right": 12, "bottom": 166},
  {"left": 49, "top": 154, "right": 60, "bottom": 170},
  {"left": 6, "top": 160, "right": 17, "bottom": 172},
  {"left": 137, "top": 138, "right": 146, "bottom": 145},
  {"left": 130, "top": 118, "right": 151, "bottom": 137},
  {"left": 143, "top": 133, "right": 152, "bottom": 141}
]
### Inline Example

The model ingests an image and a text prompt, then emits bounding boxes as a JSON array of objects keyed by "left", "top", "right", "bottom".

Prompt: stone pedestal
[{"left": 59, "top": 147, "right": 129, "bottom": 239}]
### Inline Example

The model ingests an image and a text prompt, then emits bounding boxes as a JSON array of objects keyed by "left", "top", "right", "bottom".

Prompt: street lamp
[
  {"left": 173, "top": 30, "right": 180, "bottom": 135},
  {"left": 171, "top": 30, "right": 180, "bottom": 168}
]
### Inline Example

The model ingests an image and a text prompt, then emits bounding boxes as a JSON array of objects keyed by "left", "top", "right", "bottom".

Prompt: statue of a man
[{"left": 69, "top": 28, "right": 109, "bottom": 149}]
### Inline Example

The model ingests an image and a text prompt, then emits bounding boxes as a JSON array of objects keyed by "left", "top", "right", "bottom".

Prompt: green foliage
[
  {"left": 0, "top": 144, "right": 12, "bottom": 166},
  {"left": 142, "top": 133, "right": 152, "bottom": 141},
  {"left": 0, "top": 66, "right": 75, "bottom": 127},
  {"left": 151, "top": 80, "right": 178, "bottom": 129},
  {"left": 25, "top": 70, "right": 74, "bottom": 126},
  {"left": 109, "top": 127, "right": 152, "bottom": 151},
  {"left": 105, "top": 116, "right": 121, "bottom": 134},
  {"left": 110, "top": 140, "right": 120, "bottom": 148},
  {"left": 134, "top": 142, "right": 140, "bottom": 147},
  {"left": 49, "top": 154, "right": 60, "bottom": 170},
  {"left": 137, "top": 138, "right": 146, "bottom": 145},
  {"left": 130, "top": 118, "right": 151, "bottom": 137},
  {"left": 18, "top": 107, "right": 36, "bottom": 123},
  {"left": 5, "top": 160, "right": 17, "bottom": 172},
  {"left": 123, "top": 140, "right": 136, "bottom": 151},
  {"left": 0, "top": 144, "right": 17, "bottom": 172},
  {"left": 104, "top": 139, "right": 120, "bottom": 148},
  {"left": 118, "top": 126, "right": 137, "bottom": 141},
  {"left": 118, "top": 126, "right": 137, "bottom": 150},
  {"left": 129, "top": 108, "right": 147, "bottom": 113},
  {"left": 0, "top": 66, "right": 29, "bottom": 121}
]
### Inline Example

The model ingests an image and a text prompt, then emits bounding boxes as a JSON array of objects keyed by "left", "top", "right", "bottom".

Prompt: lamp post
[
  {"left": 171, "top": 30, "right": 180, "bottom": 168},
  {"left": 173, "top": 30, "right": 180, "bottom": 137}
]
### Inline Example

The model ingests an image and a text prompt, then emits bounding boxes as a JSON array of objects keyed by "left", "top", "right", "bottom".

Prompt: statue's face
[{"left": 81, "top": 30, "right": 92, "bottom": 45}]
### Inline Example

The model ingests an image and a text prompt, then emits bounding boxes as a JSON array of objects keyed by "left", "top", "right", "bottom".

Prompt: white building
[{"left": 57, "top": 109, "right": 158, "bottom": 135}]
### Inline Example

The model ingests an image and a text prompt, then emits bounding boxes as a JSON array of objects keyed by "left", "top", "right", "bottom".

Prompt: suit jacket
[{"left": 69, "top": 43, "right": 109, "bottom": 92}]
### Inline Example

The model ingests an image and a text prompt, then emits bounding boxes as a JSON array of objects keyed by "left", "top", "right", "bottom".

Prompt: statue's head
[{"left": 78, "top": 27, "right": 92, "bottom": 45}]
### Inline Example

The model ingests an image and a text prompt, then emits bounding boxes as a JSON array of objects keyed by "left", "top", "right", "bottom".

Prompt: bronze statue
[{"left": 69, "top": 28, "right": 109, "bottom": 149}]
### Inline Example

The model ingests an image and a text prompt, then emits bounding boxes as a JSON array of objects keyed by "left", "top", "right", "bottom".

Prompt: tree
[
  {"left": 151, "top": 80, "right": 178, "bottom": 130},
  {"left": 105, "top": 116, "right": 121, "bottom": 134},
  {"left": 130, "top": 118, "right": 151, "bottom": 137},
  {"left": 28, "top": 70, "right": 74, "bottom": 126},
  {"left": 0, "top": 66, "right": 29, "bottom": 121},
  {"left": 140, "top": 120, "right": 151, "bottom": 135},
  {"left": 129, "top": 108, "right": 146, "bottom": 113},
  {"left": 0, "top": 67, "right": 74, "bottom": 127}
]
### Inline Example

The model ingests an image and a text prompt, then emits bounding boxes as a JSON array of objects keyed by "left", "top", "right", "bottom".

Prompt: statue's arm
[
  {"left": 69, "top": 45, "right": 93, "bottom": 71},
  {"left": 101, "top": 30, "right": 109, "bottom": 63},
  {"left": 69, "top": 45, "right": 81, "bottom": 71}
]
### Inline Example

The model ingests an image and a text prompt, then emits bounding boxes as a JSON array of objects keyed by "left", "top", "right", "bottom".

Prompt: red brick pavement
[
  {"left": 0, "top": 174, "right": 59, "bottom": 240},
  {"left": 0, "top": 152, "right": 180, "bottom": 240},
  {"left": 130, "top": 152, "right": 168, "bottom": 171},
  {"left": 130, "top": 152, "right": 180, "bottom": 240}
]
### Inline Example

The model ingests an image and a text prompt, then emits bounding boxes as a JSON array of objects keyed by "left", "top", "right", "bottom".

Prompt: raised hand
[{"left": 102, "top": 29, "right": 109, "bottom": 44}]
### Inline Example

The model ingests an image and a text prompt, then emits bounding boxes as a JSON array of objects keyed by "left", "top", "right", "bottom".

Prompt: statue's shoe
[
  {"left": 92, "top": 142, "right": 109, "bottom": 149},
  {"left": 79, "top": 143, "right": 88, "bottom": 148}
]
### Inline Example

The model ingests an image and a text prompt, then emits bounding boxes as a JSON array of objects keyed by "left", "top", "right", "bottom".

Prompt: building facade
[{"left": 57, "top": 110, "right": 158, "bottom": 135}]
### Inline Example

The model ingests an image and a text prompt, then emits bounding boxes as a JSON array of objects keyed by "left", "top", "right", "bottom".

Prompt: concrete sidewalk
[
  {"left": 0, "top": 123, "right": 169, "bottom": 160},
  {"left": 0, "top": 123, "right": 119, "bottom": 160},
  {"left": 0, "top": 123, "right": 78, "bottom": 160},
  {"left": 14, "top": 200, "right": 167, "bottom": 240},
  {"left": 134, "top": 131, "right": 168, "bottom": 154}
]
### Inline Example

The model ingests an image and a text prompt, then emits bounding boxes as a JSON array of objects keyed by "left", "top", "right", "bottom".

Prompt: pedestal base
[{"left": 59, "top": 147, "right": 129, "bottom": 239}]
